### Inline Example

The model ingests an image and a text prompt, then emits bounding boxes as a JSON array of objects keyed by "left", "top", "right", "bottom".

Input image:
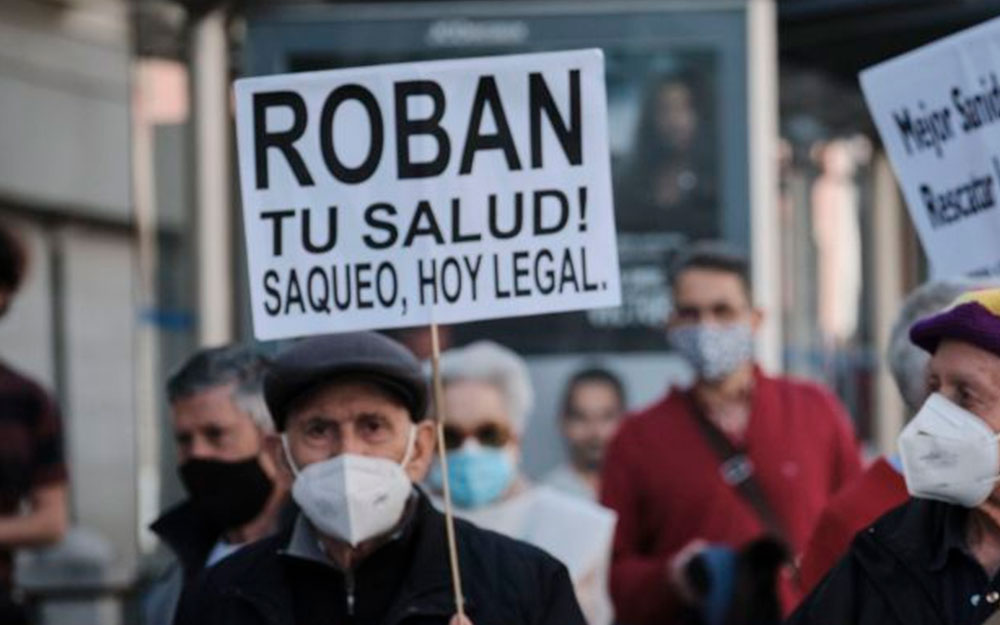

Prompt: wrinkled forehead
[
  {"left": 285, "top": 378, "right": 409, "bottom": 426},
  {"left": 929, "top": 340, "right": 1000, "bottom": 386}
]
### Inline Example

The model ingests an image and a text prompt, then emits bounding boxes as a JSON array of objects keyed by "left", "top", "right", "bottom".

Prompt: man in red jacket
[
  {"left": 600, "top": 242, "right": 862, "bottom": 625},
  {"left": 796, "top": 280, "right": 979, "bottom": 594}
]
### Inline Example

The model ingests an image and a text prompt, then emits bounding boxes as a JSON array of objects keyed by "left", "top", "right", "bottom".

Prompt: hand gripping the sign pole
[
  {"left": 449, "top": 614, "right": 473, "bottom": 625},
  {"left": 430, "top": 322, "right": 468, "bottom": 621}
]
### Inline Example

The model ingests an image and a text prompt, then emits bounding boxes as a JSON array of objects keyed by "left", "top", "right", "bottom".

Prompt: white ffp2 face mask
[
  {"left": 283, "top": 426, "right": 416, "bottom": 547},
  {"left": 898, "top": 393, "right": 1000, "bottom": 508}
]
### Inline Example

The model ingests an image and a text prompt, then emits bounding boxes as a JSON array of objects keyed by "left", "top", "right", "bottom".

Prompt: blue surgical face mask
[{"left": 427, "top": 445, "right": 515, "bottom": 509}]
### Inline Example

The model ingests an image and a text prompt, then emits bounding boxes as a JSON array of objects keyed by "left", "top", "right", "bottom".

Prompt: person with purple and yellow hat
[
  {"left": 789, "top": 287, "right": 1000, "bottom": 625},
  {"left": 796, "top": 280, "right": 983, "bottom": 595}
]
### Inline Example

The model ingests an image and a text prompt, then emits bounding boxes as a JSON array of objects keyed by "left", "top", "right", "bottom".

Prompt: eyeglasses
[{"left": 442, "top": 422, "right": 513, "bottom": 451}]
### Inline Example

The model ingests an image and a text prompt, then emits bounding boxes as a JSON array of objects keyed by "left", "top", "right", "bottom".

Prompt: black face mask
[{"left": 178, "top": 457, "right": 274, "bottom": 531}]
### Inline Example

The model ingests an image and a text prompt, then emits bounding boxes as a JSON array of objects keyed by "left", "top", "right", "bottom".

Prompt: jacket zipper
[{"left": 345, "top": 569, "right": 356, "bottom": 617}]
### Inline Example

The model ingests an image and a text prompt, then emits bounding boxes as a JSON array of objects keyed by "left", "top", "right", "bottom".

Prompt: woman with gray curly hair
[{"left": 424, "top": 340, "right": 616, "bottom": 625}]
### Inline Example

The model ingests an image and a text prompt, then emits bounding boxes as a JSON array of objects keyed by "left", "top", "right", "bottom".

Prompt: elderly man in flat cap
[
  {"left": 175, "top": 331, "right": 585, "bottom": 625},
  {"left": 789, "top": 288, "right": 1000, "bottom": 625}
]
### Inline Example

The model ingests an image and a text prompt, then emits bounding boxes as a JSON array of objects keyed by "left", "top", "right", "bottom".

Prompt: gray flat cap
[{"left": 264, "top": 331, "right": 428, "bottom": 430}]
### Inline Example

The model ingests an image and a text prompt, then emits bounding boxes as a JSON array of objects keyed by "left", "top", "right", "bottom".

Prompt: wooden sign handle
[{"left": 429, "top": 323, "right": 466, "bottom": 619}]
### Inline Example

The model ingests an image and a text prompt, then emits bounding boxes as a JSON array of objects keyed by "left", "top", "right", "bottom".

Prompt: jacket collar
[
  {"left": 875, "top": 498, "right": 965, "bottom": 573},
  {"left": 390, "top": 491, "right": 456, "bottom": 606},
  {"left": 859, "top": 498, "right": 960, "bottom": 625},
  {"left": 150, "top": 500, "right": 221, "bottom": 575},
  {"left": 928, "top": 503, "right": 970, "bottom": 572},
  {"left": 282, "top": 515, "right": 328, "bottom": 567},
  {"left": 279, "top": 492, "right": 421, "bottom": 569},
  {"left": 151, "top": 497, "right": 297, "bottom": 577},
  {"left": 231, "top": 490, "right": 461, "bottom": 624}
]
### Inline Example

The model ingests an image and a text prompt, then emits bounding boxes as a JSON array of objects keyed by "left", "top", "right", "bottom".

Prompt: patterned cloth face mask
[{"left": 667, "top": 322, "right": 755, "bottom": 381}]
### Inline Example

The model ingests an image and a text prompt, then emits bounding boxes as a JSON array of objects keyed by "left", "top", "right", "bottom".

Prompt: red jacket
[
  {"left": 796, "top": 457, "right": 908, "bottom": 595},
  {"left": 599, "top": 369, "right": 863, "bottom": 625}
]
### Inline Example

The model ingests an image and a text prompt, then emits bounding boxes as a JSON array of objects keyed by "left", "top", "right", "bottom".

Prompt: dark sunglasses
[{"left": 442, "top": 422, "right": 513, "bottom": 451}]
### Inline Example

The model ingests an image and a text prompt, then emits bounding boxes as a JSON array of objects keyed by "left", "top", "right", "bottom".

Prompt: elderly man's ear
[
  {"left": 261, "top": 432, "right": 295, "bottom": 486},
  {"left": 405, "top": 421, "right": 439, "bottom": 483}
]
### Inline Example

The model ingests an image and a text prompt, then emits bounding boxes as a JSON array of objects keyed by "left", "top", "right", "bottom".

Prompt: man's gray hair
[
  {"left": 438, "top": 341, "right": 535, "bottom": 434},
  {"left": 887, "top": 280, "right": 987, "bottom": 414},
  {"left": 166, "top": 344, "right": 273, "bottom": 431}
]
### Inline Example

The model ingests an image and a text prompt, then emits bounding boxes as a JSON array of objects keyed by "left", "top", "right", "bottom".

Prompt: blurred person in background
[
  {"left": 789, "top": 288, "right": 1000, "bottom": 625},
  {"left": 177, "top": 332, "right": 585, "bottom": 625},
  {"left": 544, "top": 367, "right": 626, "bottom": 502},
  {"left": 144, "top": 345, "right": 289, "bottom": 625},
  {"left": 426, "top": 341, "right": 616, "bottom": 625},
  {"left": 601, "top": 241, "right": 862, "bottom": 625},
  {"left": 615, "top": 72, "right": 717, "bottom": 238},
  {"left": 797, "top": 280, "right": 976, "bottom": 593},
  {"left": 0, "top": 222, "right": 68, "bottom": 625}
]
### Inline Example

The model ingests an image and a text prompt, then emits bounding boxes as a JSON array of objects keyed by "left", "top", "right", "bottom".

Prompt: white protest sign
[
  {"left": 234, "top": 50, "right": 620, "bottom": 341},
  {"left": 860, "top": 17, "right": 1000, "bottom": 278}
]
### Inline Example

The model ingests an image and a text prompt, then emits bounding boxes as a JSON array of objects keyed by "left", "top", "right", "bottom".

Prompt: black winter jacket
[
  {"left": 787, "top": 499, "right": 999, "bottom": 625},
  {"left": 174, "top": 492, "right": 586, "bottom": 625},
  {"left": 150, "top": 501, "right": 221, "bottom": 579}
]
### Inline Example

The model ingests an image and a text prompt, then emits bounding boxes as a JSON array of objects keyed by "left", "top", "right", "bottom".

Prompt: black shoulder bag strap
[{"left": 685, "top": 393, "right": 795, "bottom": 557}]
